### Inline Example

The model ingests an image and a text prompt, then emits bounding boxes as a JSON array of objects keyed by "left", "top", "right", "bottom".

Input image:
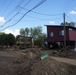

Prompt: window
[
  {"left": 49, "top": 32, "right": 54, "bottom": 37},
  {"left": 59, "top": 30, "right": 64, "bottom": 36}
]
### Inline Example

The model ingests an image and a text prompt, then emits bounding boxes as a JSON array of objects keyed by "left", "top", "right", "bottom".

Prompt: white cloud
[
  {"left": 0, "top": 16, "right": 5, "bottom": 23},
  {"left": 49, "top": 21, "right": 55, "bottom": 24},
  {"left": 4, "top": 29, "right": 20, "bottom": 36},
  {"left": 70, "top": 10, "right": 76, "bottom": 15}
]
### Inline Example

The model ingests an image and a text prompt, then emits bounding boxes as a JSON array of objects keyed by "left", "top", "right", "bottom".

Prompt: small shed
[{"left": 16, "top": 36, "right": 33, "bottom": 49}]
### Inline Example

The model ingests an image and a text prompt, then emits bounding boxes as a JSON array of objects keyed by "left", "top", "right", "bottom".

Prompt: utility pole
[{"left": 63, "top": 13, "right": 66, "bottom": 48}]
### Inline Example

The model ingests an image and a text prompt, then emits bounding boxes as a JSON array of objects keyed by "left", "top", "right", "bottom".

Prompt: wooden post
[{"left": 63, "top": 13, "right": 66, "bottom": 48}]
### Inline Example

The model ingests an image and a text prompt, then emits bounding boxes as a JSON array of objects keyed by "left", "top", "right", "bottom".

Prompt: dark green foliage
[
  {"left": 6, "top": 33, "right": 15, "bottom": 46},
  {"left": 0, "top": 32, "right": 15, "bottom": 47},
  {"left": 0, "top": 33, "right": 7, "bottom": 46},
  {"left": 16, "top": 35, "right": 20, "bottom": 41},
  {"left": 34, "top": 33, "right": 46, "bottom": 47}
]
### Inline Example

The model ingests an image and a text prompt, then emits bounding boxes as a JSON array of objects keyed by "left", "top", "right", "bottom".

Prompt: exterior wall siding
[
  {"left": 47, "top": 26, "right": 69, "bottom": 42},
  {"left": 69, "top": 30, "right": 76, "bottom": 41}
]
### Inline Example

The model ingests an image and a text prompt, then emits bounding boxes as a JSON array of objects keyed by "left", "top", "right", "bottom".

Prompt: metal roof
[{"left": 45, "top": 25, "right": 76, "bottom": 30}]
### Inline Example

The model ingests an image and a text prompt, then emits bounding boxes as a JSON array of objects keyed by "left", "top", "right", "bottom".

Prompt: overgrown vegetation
[
  {"left": 19, "top": 26, "right": 46, "bottom": 47},
  {"left": 0, "top": 26, "right": 46, "bottom": 47}
]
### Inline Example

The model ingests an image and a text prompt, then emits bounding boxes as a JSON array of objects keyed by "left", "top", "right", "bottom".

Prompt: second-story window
[
  {"left": 59, "top": 30, "right": 64, "bottom": 36},
  {"left": 49, "top": 32, "right": 54, "bottom": 37}
]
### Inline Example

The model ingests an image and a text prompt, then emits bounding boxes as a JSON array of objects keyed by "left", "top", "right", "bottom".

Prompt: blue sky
[{"left": 0, "top": 0, "right": 76, "bottom": 36}]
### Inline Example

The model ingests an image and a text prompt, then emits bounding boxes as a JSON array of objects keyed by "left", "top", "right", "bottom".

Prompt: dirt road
[{"left": 51, "top": 57, "right": 76, "bottom": 66}]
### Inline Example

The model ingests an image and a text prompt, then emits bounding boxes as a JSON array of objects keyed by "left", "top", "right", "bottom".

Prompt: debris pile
[
  {"left": 50, "top": 48, "right": 76, "bottom": 59},
  {"left": 0, "top": 48, "right": 76, "bottom": 75},
  {"left": 13, "top": 48, "right": 76, "bottom": 75}
]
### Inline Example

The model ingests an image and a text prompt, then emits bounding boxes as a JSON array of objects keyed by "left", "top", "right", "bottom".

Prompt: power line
[
  {"left": 66, "top": 14, "right": 73, "bottom": 22},
  {"left": 19, "top": 6, "right": 62, "bottom": 16},
  {"left": 5, "top": 0, "right": 25, "bottom": 18},
  {"left": 1, "top": 0, "right": 12, "bottom": 16},
  {"left": 0, "top": 0, "right": 6, "bottom": 15},
  {"left": 22, "top": 0, "right": 31, "bottom": 7},
  {"left": 0, "top": 0, "right": 31, "bottom": 28},
  {"left": 16, "top": 0, "right": 26, "bottom": 11},
  {"left": 0, "top": 12, "right": 19, "bottom": 28},
  {"left": 0, "top": 0, "right": 46, "bottom": 31},
  {"left": 25, "top": 15, "right": 62, "bottom": 20}
]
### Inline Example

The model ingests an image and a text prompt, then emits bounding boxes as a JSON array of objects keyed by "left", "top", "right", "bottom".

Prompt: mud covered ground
[{"left": 0, "top": 47, "right": 76, "bottom": 75}]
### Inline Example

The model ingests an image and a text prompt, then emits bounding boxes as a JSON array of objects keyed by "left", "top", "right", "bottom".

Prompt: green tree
[
  {"left": 20, "top": 28, "right": 29, "bottom": 36},
  {"left": 34, "top": 33, "right": 46, "bottom": 47},
  {"left": 69, "top": 22, "right": 76, "bottom": 27},
  {"left": 32, "top": 26, "right": 42, "bottom": 40},
  {"left": 0, "top": 33, "right": 7, "bottom": 46},
  {"left": 19, "top": 26, "right": 46, "bottom": 47},
  {"left": 19, "top": 28, "right": 25, "bottom": 36},
  {"left": 6, "top": 33, "right": 15, "bottom": 46},
  {"left": 16, "top": 35, "right": 20, "bottom": 41},
  {"left": 30, "top": 27, "right": 33, "bottom": 37},
  {"left": 25, "top": 27, "right": 29, "bottom": 37},
  {"left": 60, "top": 22, "right": 76, "bottom": 27}
]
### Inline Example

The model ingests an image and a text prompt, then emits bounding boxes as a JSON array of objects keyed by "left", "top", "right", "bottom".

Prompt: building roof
[{"left": 45, "top": 25, "right": 76, "bottom": 30}]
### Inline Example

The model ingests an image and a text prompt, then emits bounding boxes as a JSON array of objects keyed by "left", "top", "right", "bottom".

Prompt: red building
[{"left": 46, "top": 25, "right": 76, "bottom": 48}]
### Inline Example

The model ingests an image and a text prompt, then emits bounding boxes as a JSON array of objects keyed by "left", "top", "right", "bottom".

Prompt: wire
[
  {"left": 66, "top": 14, "right": 73, "bottom": 22},
  {"left": 25, "top": 15, "right": 62, "bottom": 20},
  {"left": 0, "top": 0, "right": 46, "bottom": 31},
  {"left": 5, "top": 0, "right": 25, "bottom": 18},
  {"left": 0, "top": 0, "right": 6, "bottom": 15},
  {"left": 0, "top": 0, "right": 31, "bottom": 28},
  {"left": 19, "top": 6, "right": 62, "bottom": 16},
  {"left": 0, "top": 12, "right": 19, "bottom": 27},
  {"left": 22, "top": 0, "right": 31, "bottom": 7},
  {"left": 17, "top": 0, "right": 46, "bottom": 21},
  {"left": 1, "top": 0, "right": 12, "bottom": 16}
]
